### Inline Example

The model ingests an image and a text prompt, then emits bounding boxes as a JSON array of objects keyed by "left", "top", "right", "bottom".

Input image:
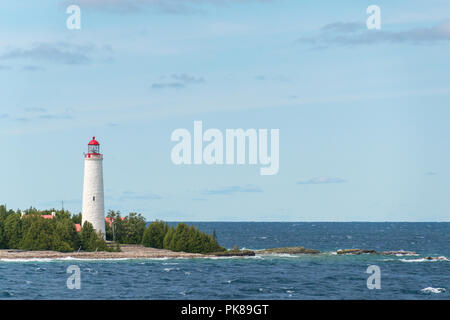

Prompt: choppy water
[{"left": 0, "top": 222, "right": 449, "bottom": 300}]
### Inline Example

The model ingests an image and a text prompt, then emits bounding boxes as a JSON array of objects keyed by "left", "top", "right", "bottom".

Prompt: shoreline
[
  {"left": 0, "top": 245, "right": 205, "bottom": 260},
  {"left": 0, "top": 245, "right": 428, "bottom": 261}
]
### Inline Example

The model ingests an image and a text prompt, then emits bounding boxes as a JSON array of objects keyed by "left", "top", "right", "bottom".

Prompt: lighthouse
[{"left": 82, "top": 136, "right": 106, "bottom": 238}]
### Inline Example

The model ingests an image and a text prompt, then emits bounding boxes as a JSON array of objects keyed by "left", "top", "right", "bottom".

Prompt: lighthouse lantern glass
[{"left": 88, "top": 144, "right": 100, "bottom": 154}]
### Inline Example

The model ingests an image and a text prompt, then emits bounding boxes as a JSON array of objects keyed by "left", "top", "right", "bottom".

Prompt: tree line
[
  {"left": 0, "top": 206, "right": 111, "bottom": 252},
  {"left": 105, "top": 211, "right": 225, "bottom": 254},
  {"left": 142, "top": 220, "right": 225, "bottom": 254},
  {"left": 0, "top": 206, "right": 225, "bottom": 254}
]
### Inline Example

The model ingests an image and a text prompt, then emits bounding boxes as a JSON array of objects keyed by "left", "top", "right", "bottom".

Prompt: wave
[
  {"left": 400, "top": 256, "right": 449, "bottom": 263},
  {"left": 163, "top": 267, "right": 179, "bottom": 272},
  {"left": 421, "top": 287, "right": 446, "bottom": 294},
  {"left": 0, "top": 256, "right": 171, "bottom": 263}
]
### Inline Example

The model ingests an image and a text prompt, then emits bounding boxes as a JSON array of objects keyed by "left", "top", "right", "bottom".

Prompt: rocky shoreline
[
  {"left": 0, "top": 245, "right": 421, "bottom": 260},
  {"left": 0, "top": 245, "right": 204, "bottom": 260}
]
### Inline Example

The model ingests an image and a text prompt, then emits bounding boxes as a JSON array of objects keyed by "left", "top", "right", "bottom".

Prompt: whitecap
[
  {"left": 400, "top": 256, "right": 449, "bottom": 263},
  {"left": 163, "top": 267, "right": 180, "bottom": 272},
  {"left": 421, "top": 287, "right": 446, "bottom": 294},
  {"left": 0, "top": 258, "right": 54, "bottom": 263}
]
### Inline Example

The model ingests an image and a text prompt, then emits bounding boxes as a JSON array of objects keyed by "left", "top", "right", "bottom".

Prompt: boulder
[{"left": 336, "top": 249, "right": 377, "bottom": 255}]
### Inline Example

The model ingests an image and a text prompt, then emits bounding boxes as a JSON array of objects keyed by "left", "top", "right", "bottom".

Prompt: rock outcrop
[
  {"left": 379, "top": 250, "right": 417, "bottom": 256},
  {"left": 213, "top": 250, "right": 256, "bottom": 257},
  {"left": 336, "top": 249, "right": 376, "bottom": 255},
  {"left": 337, "top": 249, "right": 417, "bottom": 256},
  {"left": 257, "top": 246, "right": 320, "bottom": 254}
]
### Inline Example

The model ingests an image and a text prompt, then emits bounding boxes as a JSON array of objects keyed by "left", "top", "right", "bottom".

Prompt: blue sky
[{"left": 1, "top": 0, "right": 450, "bottom": 221}]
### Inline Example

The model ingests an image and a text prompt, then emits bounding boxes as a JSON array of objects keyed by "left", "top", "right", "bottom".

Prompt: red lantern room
[{"left": 85, "top": 136, "right": 102, "bottom": 158}]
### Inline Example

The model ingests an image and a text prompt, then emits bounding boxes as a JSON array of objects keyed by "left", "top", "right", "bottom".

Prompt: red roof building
[
  {"left": 104, "top": 216, "right": 125, "bottom": 227},
  {"left": 74, "top": 217, "right": 125, "bottom": 232}
]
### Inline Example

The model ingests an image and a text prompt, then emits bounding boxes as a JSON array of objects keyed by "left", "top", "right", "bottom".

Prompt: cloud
[
  {"left": 38, "top": 113, "right": 73, "bottom": 120},
  {"left": 192, "top": 198, "right": 207, "bottom": 201},
  {"left": 297, "top": 177, "right": 347, "bottom": 185},
  {"left": 24, "top": 107, "right": 47, "bottom": 113},
  {"left": 255, "top": 74, "right": 291, "bottom": 82},
  {"left": 120, "top": 191, "right": 163, "bottom": 200},
  {"left": 8, "top": 109, "right": 73, "bottom": 122},
  {"left": 426, "top": 171, "right": 437, "bottom": 176},
  {"left": 21, "top": 65, "right": 45, "bottom": 72},
  {"left": 203, "top": 185, "right": 263, "bottom": 195},
  {"left": 171, "top": 73, "right": 205, "bottom": 84},
  {"left": 151, "top": 73, "right": 205, "bottom": 89},
  {"left": 67, "top": 0, "right": 273, "bottom": 14},
  {"left": 298, "top": 20, "right": 450, "bottom": 47},
  {"left": 0, "top": 42, "right": 113, "bottom": 65},
  {"left": 321, "top": 22, "right": 363, "bottom": 34},
  {"left": 151, "top": 82, "right": 186, "bottom": 89}
]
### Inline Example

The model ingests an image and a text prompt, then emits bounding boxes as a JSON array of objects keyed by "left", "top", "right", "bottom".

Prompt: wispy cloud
[
  {"left": 203, "top": 185, "right": 263, "bottom": 195},
  {"left": 24, "top": 107, "right": 47, "bottom": 113},
  {"left": 255, "top": 74, "right": 291, "bottom": 82},
  {"left": 298, "top": 20, "right": 450, "bottom": 47},
  {"left": 426, "top": 171, "right": 437, "bottom": 176},
  {"left": 119, "top": 191, "right": 163, "bottom": 200},
  {"left": 151, "top": 73, "right": 205, "bottom": 89},
  {"left": 297, "top": 177, "right": 347, "bottom": 185},
  {"left": 0, "top": 42, "right": 113, "bottom": 65},
  {"left": 192, "top": 198, "right": 207, "bottom": 201},
  {"left": 7, "top": 108, "right": 73, "bottom": 122},
  {"left": 21, "top": 65, "right": 45, "bottom": 72}
]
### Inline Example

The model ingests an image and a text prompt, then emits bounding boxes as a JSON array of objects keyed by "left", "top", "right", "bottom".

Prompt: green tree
[
  {"left": 122, "top": 212, "right": 146, "bottom": 244},
  {"left": 163, "top": 226, "right": 175, "bottom": 249},
  {"left": 52, "top": 218, "right": 80, "bottom": 252},
  {"left": 0, "top": 216, "right": 6, "bottom": 249},
  {"left": 4, "top": 213, "right": 22, "bottom": 249},
  {"left": 163, "top": 223, "right": 225, "bottom": 254},
  {"left": 20, "top": 216, "right": 54, "bottom": 251},
  {"left": 71, "top": 213, "right": 82, "bottom": 224},
  {"left": 80, "top": 221, "right": 107, "bottom": 252},
  {"left": 0, "top": 205, "right": 8, "bottom": 220},
  {"left": 106, "top": 210, "right": 126, "bottom": 243},
  {"left": 142, "top": 220, "right": 169, "bottom": 248}
]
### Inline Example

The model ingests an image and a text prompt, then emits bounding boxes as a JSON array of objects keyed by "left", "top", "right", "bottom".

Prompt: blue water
[{"left": 0, "top": 222, "right": 449, "bottom": 300}]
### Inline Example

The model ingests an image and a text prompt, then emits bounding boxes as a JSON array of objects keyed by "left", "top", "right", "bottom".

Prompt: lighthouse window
[{"left": 93, "top": 196, "right": 95, "bottom": 201}]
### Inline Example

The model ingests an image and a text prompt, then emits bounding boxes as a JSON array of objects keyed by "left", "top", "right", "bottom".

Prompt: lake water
[{"left": 0, "top": 222, "right": 449, "bottom": 299}]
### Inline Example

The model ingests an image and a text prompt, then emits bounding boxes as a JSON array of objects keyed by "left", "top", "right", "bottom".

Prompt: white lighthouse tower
[{"left": 82, "top": 136, "right": 106, "bottom": 238}]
